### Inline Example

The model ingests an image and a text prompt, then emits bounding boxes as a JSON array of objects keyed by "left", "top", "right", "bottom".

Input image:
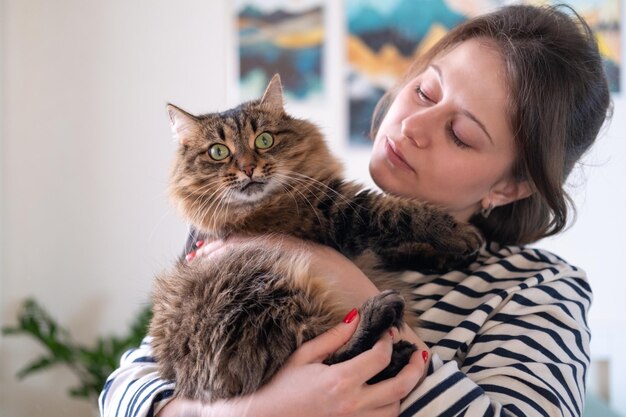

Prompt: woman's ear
[{"left": 483, "top": 178, "right": 533, "bottom": 210}]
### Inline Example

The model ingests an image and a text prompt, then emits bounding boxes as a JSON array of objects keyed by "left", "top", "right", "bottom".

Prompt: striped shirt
[{"left": 99, "top": 241, "right": 591, "bottom": 417}]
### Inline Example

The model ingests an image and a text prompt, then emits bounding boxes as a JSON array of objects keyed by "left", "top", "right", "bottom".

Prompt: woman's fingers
[
  {"left": 361, "top": 349, "right": 425, "bottom": 409},
  {"left": 333, "top": 331, "right": 396, "bottom": 382},
  {"left": 289, "top": 309, "right": 360, "bottom": 365},
  {"left": 327, "top": 336, "right": 424, "bottom": 412},
  {"left": 190, "top": 237, "right": 245, "bottom": 261}
]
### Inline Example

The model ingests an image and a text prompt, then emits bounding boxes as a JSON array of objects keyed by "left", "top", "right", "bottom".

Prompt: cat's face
[
  {"left": 167, "top": 75, "right": 336, "bottom": 222},
  {"left": 170, "top": 104, "right": 286, "bottom": 206}
]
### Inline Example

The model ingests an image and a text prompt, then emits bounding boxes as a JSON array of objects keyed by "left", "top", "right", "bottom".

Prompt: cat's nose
[{"left": 241, "top": 164, "right": 256, "bottom": 178}]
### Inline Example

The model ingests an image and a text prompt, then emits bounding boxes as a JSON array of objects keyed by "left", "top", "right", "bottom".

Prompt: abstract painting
[{"left": 237, "top": 0, "right": 325, "bottom": 102}]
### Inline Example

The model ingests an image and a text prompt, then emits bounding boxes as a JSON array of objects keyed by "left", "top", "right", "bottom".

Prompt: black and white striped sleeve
[
  {"left": 99, "top": 337, "right": 175, "bottom": 417},
  {"left": 399, "top": 252, "right": 591, "bottom": 417}
]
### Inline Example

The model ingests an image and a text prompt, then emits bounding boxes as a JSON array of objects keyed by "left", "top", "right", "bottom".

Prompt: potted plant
[{"left": 2, "top": 298, "right": 152, "bottom": 407}]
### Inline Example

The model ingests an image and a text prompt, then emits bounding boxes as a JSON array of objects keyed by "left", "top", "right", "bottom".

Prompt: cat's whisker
[
  {"left": 290, "top": 171, "right": 365, "bottom": 209},
  {"left": 177, "top": 176, "right": 221, "bottom": 198},
  {"left": 218, "top": 189, "right": 237, "bottom": 232},
  {"left": 274, "top": 173, "right": 357, "bottom": 225},
  {"left": 276, "top": 177, "right": 312, "bottom": 211},
  {"left": 210, "top": 189, "right": 229, "bottom": 232},
  {"left": 275, "top": 172, "right": 338, "bottom": 202},
  {"left": 198, "top": 185, "right": 229, "bottom": 224},
  {"left": 187, "top": 179, "right": 233, "bottom": 227},
  {"left": 176, "top": 179, "right": 223, "bottom": 215},
  {"left": 272, "top": 172, "right": 319, "bottom": 195},
  {"left": 273, "top": 174, "right": 335, "bottom": 227},
  {"left": 272, "top": 173, "right": 328, "bottom": 205},
  {"left": 294, "top": 188, "right": 325, "bottom": 227},
  {"left": 286, "top": 171, "right": 367, "bottom": 224},
  {"left": 276, "top": 176, "right": 326, "bottom": 227},
  {"left": 188, "top": 185, "right": 223, "bottom": 229},
  {"left": 210, "top": 188, "right": 234, "bottom": 233},
  {"left": 275, "top": 179, "right": 301, "bottom": 218},
  {"left": 185, "top": 190, "right": 219, "bottom": 232},
  {"left": 202, "top": 187, "right": 229, "bottom": 233}
]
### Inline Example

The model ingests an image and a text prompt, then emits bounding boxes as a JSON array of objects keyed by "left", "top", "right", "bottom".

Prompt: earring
[{"left": 481, "top": 202, "right": 495, "bottom": 218}]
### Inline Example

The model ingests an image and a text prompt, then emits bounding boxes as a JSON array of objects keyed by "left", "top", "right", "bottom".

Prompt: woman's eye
[
  {"left": 447, "top": 125, "right": 470, "bottom": 150},
  {"left": 415, "top": 85, "right": 432, "bottom": 102},
  {"left": 255, "top": 132, "right": 274, "bottom": 149},
  {"left": 208, "top": 143, "right": 231, "bottom": 161}
]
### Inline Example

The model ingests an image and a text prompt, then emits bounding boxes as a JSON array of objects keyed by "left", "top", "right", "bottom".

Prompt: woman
[{"left": 100, "top": 4, "right": 611, "bottom": 417}]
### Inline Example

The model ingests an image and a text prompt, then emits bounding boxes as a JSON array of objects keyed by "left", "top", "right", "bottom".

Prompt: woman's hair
[{"left": 371, "top": 5, "right": 612, "bottom": 245}]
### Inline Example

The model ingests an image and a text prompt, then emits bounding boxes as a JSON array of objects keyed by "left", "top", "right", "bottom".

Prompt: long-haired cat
[{"left": 150, "top": 74, "right": 482, "bottom": 402}]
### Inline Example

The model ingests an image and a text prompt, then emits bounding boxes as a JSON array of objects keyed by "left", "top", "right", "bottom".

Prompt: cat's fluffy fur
[{"left": 150, "top": 75, "right": 482, "bottom": 402}]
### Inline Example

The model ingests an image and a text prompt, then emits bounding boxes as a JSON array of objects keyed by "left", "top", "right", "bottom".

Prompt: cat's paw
[
  {"left": 431, "top": 216, "right": 483, "bottom": 258},
  {"left": 360, "top": 289, "right": 406, "bottom": 336},
  {"left": 452, "top": 221, "right": 483, "bottom": 257},
  {"left": 323, "top": 290, "right": 408, "bottom": 365},
  {"left": 359, "top": 291, "right": 417, "bottom": 384}
]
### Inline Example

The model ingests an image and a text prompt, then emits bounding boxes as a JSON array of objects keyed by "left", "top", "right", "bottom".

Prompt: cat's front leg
[
  {"left": 374, "top": 208, "right": 484, "bottom": 271},
  {"left": 346, "top": 189, "right": 484, "bottom": 271},
  {"left": 326, "top": 183, "right": 483, "bottom": 271}
]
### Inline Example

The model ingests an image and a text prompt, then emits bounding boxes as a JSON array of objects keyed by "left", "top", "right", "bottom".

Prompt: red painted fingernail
[
  {"left": 343, "top": 308, "right": 358, "bottom": 323},
  {"left": 422, "top": 350, "right": 429, "bottom": 363},
  {"left": 196, "top": 240, "right": 205, "bottom": 248},
  {"left": 186, "top": 251, "right": 196, "bottom": 262}
]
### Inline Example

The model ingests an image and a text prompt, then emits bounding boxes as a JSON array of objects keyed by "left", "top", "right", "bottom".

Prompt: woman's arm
[{"left": 397, "top": 263, "right": 591, "bottom": 417}]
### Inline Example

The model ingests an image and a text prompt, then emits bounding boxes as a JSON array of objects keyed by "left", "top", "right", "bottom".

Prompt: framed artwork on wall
[{"left": 236, "top": 0, "right": 326, "bottom": 102}]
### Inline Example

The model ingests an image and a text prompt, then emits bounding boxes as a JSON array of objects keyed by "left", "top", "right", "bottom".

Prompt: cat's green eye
[
  {"left": 255, "top": 132, "right": 274, "bottom": 150},
  {"left": 208, "top": 143, "right": 230, "bottom": 161}
]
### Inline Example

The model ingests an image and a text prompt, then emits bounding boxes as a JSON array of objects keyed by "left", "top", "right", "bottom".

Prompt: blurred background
[{"left": 1, "top": 0, "right": 624, "bottom": 416}]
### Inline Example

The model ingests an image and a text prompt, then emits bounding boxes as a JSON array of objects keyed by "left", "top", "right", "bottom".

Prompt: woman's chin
[
  {"left": 369, "top": 161, "right": 407, "bottom": 197},
  {"left": 368, "top": 158, "right": 387, "bottom": 191}
]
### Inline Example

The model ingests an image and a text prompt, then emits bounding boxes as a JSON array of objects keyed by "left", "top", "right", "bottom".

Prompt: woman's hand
[
  {"left": 252, "top": 309, "right": 428, "bottom": 417},
  {"left": 157, "top": 309, "right": 428, "bottom": 417}
]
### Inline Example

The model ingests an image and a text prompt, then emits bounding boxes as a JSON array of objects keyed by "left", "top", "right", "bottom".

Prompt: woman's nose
[{"left": 400, "top": 111, "right": 431, "bottom": 148}]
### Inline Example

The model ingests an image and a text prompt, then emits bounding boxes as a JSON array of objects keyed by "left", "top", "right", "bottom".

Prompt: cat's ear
[
  {"left": 260, "top": 74, "right": 284, "bottom": 110},
  {"left": 166, "top": 104, "right": 200, "bottom": 145}
]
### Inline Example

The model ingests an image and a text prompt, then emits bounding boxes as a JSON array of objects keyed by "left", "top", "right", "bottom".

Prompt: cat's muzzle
[{"left": 239, "top": 180, "right": 266, "bottom": 195}]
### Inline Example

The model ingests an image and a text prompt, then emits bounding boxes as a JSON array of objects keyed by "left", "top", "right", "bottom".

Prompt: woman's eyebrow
[{"left": 430, "top": 64, "right": 495, "bottom": 146}]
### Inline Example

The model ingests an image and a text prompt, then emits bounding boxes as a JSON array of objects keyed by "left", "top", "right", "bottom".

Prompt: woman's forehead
[{"left": 430, "top": 39, "right": 513, "bottom": 149}]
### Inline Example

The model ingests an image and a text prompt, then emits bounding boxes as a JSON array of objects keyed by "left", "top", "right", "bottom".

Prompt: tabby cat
[{"left": 149, "top": 74, "right": 482, "bottom": 402}]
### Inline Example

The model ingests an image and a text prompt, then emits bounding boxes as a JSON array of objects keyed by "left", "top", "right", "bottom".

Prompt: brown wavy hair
[{"left": 370, "top": 5, "right": 612, "bottom": 245}]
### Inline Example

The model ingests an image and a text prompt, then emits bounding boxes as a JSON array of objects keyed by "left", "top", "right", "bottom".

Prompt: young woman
[{"left": 100, "top": 5, "right": 611, "bottom": 417}]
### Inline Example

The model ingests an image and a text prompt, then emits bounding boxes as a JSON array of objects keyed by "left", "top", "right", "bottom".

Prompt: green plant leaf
[{"left": 17, "top": 355, "right": 60, "bottom": 379}]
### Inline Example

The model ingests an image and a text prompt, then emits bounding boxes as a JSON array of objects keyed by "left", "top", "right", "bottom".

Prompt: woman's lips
[{"left": 384, "top": 136, "right": 415, "bottom": 172}]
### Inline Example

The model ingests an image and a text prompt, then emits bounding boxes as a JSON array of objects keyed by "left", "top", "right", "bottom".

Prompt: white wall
[
  {"left": 0, "top": 1, "right": 232, "bottom": 415},
  {"left": 0, "top": 1, "right": 624, "bottom": 416}
]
